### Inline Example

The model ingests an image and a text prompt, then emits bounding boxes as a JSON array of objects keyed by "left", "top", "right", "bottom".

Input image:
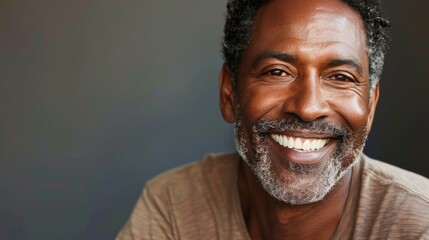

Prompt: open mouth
[{"left": 270, "top": 134, "right": 331, "bottom": 152}]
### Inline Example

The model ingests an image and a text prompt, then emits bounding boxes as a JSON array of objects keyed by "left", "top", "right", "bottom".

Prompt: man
[{"left": 117, "top": 0, "right": 429, "bottom": 239}]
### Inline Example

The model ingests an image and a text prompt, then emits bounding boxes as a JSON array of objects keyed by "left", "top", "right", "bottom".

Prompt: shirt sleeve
[{"left": 116, "top": 183, "right": 175, "bottom": 240}]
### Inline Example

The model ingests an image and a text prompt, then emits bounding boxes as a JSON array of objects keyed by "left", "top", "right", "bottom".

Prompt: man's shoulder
[
  {"left": 145, "top": 152, "right": 240, "bottom": 193},
  {"left": 116, "top": 153, "right": 246, "bottom": 240},
  {"left": 363, "top": 155, "right": 429, "bottom": 201},
  {"left": 352, "top": 156, "right": 429, "bottom": 239}
]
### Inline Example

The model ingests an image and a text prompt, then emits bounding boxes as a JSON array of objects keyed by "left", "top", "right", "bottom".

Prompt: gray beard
[{"left": 234, "top": 116, "right": 367, "bottom": 206}]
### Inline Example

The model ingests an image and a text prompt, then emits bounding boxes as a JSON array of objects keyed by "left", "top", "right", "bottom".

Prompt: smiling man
[{"left": 117, "top": 0, "right": 429, "bottom": 239}]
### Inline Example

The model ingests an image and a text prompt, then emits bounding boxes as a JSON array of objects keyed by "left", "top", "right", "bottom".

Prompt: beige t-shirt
[{"left": 117, "top": 153, "right": 429, "bottom": 239}]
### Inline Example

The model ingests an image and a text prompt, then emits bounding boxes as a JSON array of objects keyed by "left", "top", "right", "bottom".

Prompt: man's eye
[
  {"left": 328, "top": 74, "right": 353, "bottom": 82},
  {"left": 265, "top": 69, "right": 289, "bottom": 77}
]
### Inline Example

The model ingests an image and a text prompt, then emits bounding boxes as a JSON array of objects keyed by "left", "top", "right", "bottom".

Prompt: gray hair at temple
[{"left": 221, "top": 0, "right": 390, "bottom": 92}]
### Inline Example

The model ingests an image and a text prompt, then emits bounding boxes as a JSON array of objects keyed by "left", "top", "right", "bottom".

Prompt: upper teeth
[{"left": 271, "top": 134, "right": 330, "bottom": 152}]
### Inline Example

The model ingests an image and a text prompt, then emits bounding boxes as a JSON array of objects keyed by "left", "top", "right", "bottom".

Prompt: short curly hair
[{"left": 222, "top": 0, "right": 390, "bottom": 91}]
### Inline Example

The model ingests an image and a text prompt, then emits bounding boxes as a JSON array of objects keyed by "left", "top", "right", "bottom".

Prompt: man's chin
[
  {"left": 249, "top": 151, "right": 345, "bottom": 205},
  {"left": 260, "top": 173, "right": 336, "bottom": 205}
]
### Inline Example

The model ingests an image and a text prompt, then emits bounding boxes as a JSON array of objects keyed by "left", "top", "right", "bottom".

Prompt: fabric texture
[{"left": 116, "top": 153, "right": 429, "bottom": 240}]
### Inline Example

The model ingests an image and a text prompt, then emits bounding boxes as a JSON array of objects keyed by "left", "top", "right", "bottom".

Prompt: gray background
[{"left": 0, "top": 0, "right": 428, "bottom": 239}]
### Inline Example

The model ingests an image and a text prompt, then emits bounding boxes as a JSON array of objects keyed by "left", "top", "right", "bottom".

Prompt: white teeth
[
  {"left": 270, "top": 134, "right": 330, "bottom": 152},
  {"left": 295, "top": 138, "right": 303, "bottom": 149},
  {"left": 281, "top": 135, "right": 287, "bottom": 146},
  {"left": 316, "top": 139, "right": 322, "bottom": 149},
  {"left": 303, "top": 139, "right": 311, "bottom": 151},
  {"left": 310, "top": 139, "right": 317, "bottom": 150},
  {"left": 287, "top": 137, "right": 294, "bottom": 148}
]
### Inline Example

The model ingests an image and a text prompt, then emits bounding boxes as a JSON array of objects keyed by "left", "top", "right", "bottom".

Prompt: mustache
[{"left": 253, "top": 115, "right": 348, "bottom": 138}]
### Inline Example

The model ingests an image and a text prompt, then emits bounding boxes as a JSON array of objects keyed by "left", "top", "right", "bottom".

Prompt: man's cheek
[
  {"left": 330, "top": 96, "right": 370, "bottom": 130},
  {"left": 240, "top": 92, "right": 286, "bottom": 122}
]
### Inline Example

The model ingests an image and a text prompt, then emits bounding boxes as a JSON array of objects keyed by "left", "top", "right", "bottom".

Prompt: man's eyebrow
[
  {"left": 326, "top": 58, "right": 363, "bottom": 75},
  {"left": 253, "top": 51, "right": 297, "bottom": 67}
]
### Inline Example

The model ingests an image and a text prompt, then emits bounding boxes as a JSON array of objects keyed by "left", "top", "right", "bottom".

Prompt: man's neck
[{"left": 238, "top": 161, "right": 352, "bottom": 240}]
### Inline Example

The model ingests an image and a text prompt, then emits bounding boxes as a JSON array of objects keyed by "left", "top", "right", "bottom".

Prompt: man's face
[{"left": 220, "top": 0, "right": 379, "bottom": 205}]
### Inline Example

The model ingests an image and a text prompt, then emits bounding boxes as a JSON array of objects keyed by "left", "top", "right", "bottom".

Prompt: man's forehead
[
  {"left": 249, "top": 0, "right": 367, "bottom": 54},
  {"left": 236, "top": 0, "right": 370, "bottom": 79},
  {"left": 254, "top": 0, "right": 364, "bottom": 29}
]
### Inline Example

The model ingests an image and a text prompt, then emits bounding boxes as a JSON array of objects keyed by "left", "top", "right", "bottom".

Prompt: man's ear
[
  {"left": 219, "top": 64, "right": 235, "bottom": 123},
  {"left": 366, "top": 83, "right": 380, "bottom": 132}
]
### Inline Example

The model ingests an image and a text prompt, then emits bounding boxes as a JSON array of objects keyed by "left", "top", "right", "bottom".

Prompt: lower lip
[{"left": 268, "top": 137, "right": 336, "bottom": 165}]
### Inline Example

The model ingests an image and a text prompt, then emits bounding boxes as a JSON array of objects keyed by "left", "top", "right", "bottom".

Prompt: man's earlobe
[
  {"left": 219, "top": 64, "right": 235, "bottom": 123},
  {"left": 366, "top": 83, "right": 380, "bottom": 132}
]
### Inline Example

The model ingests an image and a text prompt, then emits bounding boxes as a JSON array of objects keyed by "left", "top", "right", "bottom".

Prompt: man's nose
[{"left": 282, "top": 75, "right": 330, "bottom": 122}]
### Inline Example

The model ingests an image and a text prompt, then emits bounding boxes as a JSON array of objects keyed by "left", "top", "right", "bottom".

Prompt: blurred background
[{"left": 0, "top": 0, "right": 428, "bottom": 239}]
